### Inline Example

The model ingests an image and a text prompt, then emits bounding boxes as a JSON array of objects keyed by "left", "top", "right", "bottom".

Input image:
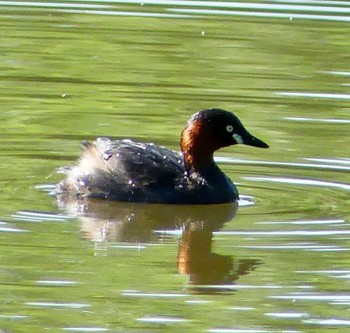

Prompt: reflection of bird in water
[
  {"left": 56, "top": 108, "right": 268, "bottom": 204},
  {"left": 178, "top": 227, "right": 260, "bottom": 292},
  {"left": 57, "top": 197, "right": 260, "bottom": 292},
  {"left": 59, "top": 197, "right": 238, "bottom": 242}
]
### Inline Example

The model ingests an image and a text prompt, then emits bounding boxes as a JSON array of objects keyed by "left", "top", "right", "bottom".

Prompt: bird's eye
[{"left": 226, "top": 125, "right": 234, "bottom": 133}]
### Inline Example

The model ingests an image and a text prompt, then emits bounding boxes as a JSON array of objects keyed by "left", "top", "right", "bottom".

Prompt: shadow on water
[{"left": 56, "top": 196, "right": 259, "bottom": 293}]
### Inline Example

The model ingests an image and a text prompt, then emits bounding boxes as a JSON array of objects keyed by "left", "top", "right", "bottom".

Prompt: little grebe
[{"left": 56, "top": 108, "right": 269, "bottom": 204}]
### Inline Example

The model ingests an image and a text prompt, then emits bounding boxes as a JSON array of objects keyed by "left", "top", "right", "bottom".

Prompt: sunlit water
[{"left": 1, "top": 1, "right": 350, "bottom": 332}]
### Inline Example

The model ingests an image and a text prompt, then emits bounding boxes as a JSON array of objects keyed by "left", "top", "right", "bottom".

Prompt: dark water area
[{"left": 1, "top": 1, "right": 350, "bottom": 332}]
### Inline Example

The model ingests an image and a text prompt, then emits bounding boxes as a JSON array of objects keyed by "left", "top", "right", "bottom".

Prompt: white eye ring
[{"left": 226, "top": 125, "right": 234, "bottom": 133}]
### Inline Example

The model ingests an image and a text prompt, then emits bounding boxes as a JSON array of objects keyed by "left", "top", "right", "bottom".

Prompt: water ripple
[
  {"left": 257, "top": 219, "right": 345, "bottom": 225},
  {"left": 216, "top": 157, "right": 350, "bottom": 172},
  {"left": 2, "top": 0, "right": 350, "bottom": 22},
  {"left": 208, "top": 329, "right": 292, "bottom": 333},
  {"left": 122, "top": 291, "right": 188, "bottom": 298},
  {"left": 26, "top": 302, "right": 90, "bottom": 309},
  {"left": 36, "top": 280, "right": 79, "bottom": 286},
  {"left": 110, "top": 0, "right": 350, "bottom": 14},
  {"left": 169, "top": 8, "right": 350, "bottom": 22},
  {"left": 0, "top": 314, "right": 28, "bottom": 320},
  {"left": 271, "top": 293, "right": 350, "bottom": 302},
  {"left": 296, "top": 270, "right": 350, "bottom": 274},
  {"left": 12, "top": 210, "right": 74, "bottom": 223},
  {"left": 276, "top": 91, "right": 350, "bottom": 99},
  {"left": 243, "top": 244, "right": 346, "bottom": 251},
  {"left": 0, "top": 1, "right": 111, "bottom": 9},
  {"left": 63, "top": 328, "right": 109, "bottom": 332},
  {"left": 303, "top": 318, "right": 350, "bottom": 326},
  {"left": 265, "top": 312, "right": 308, "bottom": 319},
  {"left": 0, "top": 223, "right": 28, "bottom": 233},
  {"left": 137, "top": 316, "right": 188, "bottom": 323},
  {"left": 244, "top": 176, "right": 350, "bottom": 191},
  {"left": 306, "top": 158, "right": 350, "bottom": 165},
  {"left": 285, "top": 117, "right": 350, "bottom": 124},
  {"left": 61, "top": 9, "right": 192, "bottom": 18},
  {"left": 324, "top": 71, "right": 350, "bottom": 76},
  {"left": 216, "top": 230, "right": 350, "bottom": 236}
]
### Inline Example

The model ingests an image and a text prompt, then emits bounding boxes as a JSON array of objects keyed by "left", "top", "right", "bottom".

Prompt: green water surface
[{"left": 1, "top": 1, "right": 350, "bottom": 333}]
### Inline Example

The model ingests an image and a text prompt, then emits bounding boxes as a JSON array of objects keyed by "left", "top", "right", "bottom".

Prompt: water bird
[{"left": 56, "top": 108, "right": 269, "bottom": 204}]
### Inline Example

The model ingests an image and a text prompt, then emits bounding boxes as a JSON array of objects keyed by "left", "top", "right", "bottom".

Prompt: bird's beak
[
  {"left": 234, "top": 130, "right": 269, "bottom": 148},
  {"left": 243, "top": 132, "right": 269, "bottom": 148}
]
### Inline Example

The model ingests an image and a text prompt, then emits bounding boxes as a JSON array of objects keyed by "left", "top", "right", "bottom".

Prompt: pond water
[{"left": 1, "top": 1, "right": 350, "bottom": 332}]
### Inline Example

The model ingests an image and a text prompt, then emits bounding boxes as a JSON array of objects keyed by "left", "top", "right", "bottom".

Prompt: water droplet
[{"left": 103, "top": 152, "right": 111, "bottom": 160}]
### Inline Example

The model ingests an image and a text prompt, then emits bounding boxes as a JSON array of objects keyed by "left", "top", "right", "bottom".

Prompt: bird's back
[{"left": 57, "top": 138, "right": 187, "bottom": 202}]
